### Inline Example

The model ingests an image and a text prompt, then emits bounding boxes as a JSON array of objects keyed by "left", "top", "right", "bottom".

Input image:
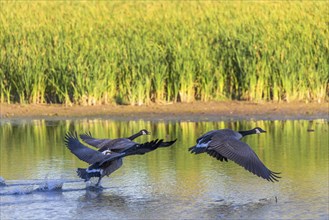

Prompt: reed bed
[{"left": 0, "top": 1, "right": 328, "bottom": 105}]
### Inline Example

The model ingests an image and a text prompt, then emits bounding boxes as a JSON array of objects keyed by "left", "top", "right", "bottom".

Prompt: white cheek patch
[
  {"left": 255, "top": 129, "right": 260, "bottom": 134},
  {"left": 196, "top": 140, "right": 211, "bottom": 148},
  {"left": 102, "top": 150, "right": 112, "bottom": 155}
]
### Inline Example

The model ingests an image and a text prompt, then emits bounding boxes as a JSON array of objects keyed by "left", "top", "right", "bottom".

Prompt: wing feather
[
  {"left": 159, "top": 139, "right": 177, "bottom": 147},
  {"left": 80, "top": 132, "right": 135, "bottom": 152},
  {"left": 64, "top": 132, "right": 124, "bottom": 164},
  {"left": 79, "top": 131, "right": 111, "bottom": 149},
  {"left": 208, "top": 137, "right": 280, "bottom": 182}
]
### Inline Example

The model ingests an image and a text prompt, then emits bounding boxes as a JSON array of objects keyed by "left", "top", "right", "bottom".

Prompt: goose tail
[
  {"left": 77, "top": 168, "right": 90, "bottom": 181},
  {"left": 77, "top": 168, "right": 102, "bottom": 182}
]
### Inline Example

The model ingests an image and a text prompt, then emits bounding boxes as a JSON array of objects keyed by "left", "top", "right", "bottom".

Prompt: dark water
[{"left": 0, "top": 119, "right": 328, "bottom": 219}]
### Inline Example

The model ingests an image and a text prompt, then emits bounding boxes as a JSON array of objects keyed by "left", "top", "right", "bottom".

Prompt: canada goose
[
  {"left": 79, "top": 129, "right": 151, "bottom": 149},
  {"left": 76, "top": 130, "right": 176, "bottom": 186},
  {"left": 64, "top": 132, "right": 165, "bottom": 186},
  {"left": 79, "top": 130, "right": 177, "bottom": 154},
  {"left": 188, "top": 127, "right": 281, "bottom": 182}
]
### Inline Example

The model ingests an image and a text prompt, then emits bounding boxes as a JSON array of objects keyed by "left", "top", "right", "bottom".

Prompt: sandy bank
[{"left": 0, "top": 101, "right": 328, "bottom": 121}]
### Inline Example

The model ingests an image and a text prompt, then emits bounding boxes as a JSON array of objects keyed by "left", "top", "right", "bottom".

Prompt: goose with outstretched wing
[
  {"left": 188, "top": 127, "right": 281, "bottom": 182},
  {"left": 64, "top": 131, "right": 165, "bottom": 186}
]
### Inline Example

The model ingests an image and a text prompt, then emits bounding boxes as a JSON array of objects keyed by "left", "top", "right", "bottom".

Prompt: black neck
[
  {"left": 238, "top": 129, "right": 256, "bottom": 137},
  {"left": 127, "top": 132, "right": 142, "bottom": 140}
]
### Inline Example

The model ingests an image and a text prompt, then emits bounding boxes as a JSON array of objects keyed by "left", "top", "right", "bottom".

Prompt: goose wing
[
  {"left": 208, "top": 136, "right": 281, "bottom": 182},
  {"left": 159, "top": 139, "right": 177, "bottom": 148},
  {"left": 124, "top": 139, "right": 164, "bottom": 155},
  {"left": 104, "top": 138, "right": 137, "bottom": 152},
  {"left": 64, "top": 132, "right": 124, "bottom": 164},
  {"left": 79, "top": 131, "right": 112, "bottom": 149},
  {"left": 96, "top": 139, "right": 164, "bottom": 165},
  {"left": 80, "top": 132, "right": 176, "bottom": 152},
  {"left": 98, "top": 138, "right": 164, "bottom": 155},
  {"left": 196, "top": 129, "right": 237, "bottom": 144},
  {"left": 80, "top": 132, "right": 135, "bottom": 152}
]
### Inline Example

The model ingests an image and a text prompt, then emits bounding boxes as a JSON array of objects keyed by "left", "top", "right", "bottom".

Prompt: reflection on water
[{"left": 0, "top": 119, "right": 328, "bottom": 219}]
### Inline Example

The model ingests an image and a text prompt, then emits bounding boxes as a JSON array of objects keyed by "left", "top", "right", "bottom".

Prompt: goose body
[
  {"left": 189, "top": 127, "right": 281, "bottom": 182},
  {"left": 64, "top": 132, "right": 167, "bottom": 186}
]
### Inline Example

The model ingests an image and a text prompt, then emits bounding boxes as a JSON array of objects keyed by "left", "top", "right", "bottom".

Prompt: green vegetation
[{"left": 0, "top": 2, "right": 328, "bottom": 105}]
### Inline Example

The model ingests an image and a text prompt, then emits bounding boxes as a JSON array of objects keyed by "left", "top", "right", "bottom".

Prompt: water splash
[
  {"left": 36, "top": 176, "right": 64, "bottom": 191},
  {"left": 0, "top": 176, "right": 6, "bottom": 186},
  {"left": 0, "top": 185, "right": 36, "bottom": 195}
]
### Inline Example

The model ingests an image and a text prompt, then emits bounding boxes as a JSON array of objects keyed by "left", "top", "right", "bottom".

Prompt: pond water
[{"left": 0, "top": 118, "right": 328, "bottom": 219}]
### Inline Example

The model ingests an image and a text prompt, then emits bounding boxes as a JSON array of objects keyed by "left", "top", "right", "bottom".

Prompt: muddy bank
[{"left": 0, "top": 101, "right": 328, "bottom": 121}]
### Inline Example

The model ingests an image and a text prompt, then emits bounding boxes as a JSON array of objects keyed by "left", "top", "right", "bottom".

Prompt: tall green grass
[{"left": 0, "top": 1, "right": 328, "bottom": 104}]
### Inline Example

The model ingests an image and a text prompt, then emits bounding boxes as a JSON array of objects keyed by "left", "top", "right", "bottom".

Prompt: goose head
[
  {"left": 254, "top": 127, "right": 266, "bottom": 134},
  {"left": 139, "top": 129, "right": 151, "bottom": 135}
]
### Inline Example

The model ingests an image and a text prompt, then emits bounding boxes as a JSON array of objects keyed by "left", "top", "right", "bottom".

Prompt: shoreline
[{"left": 1, "top": 101, "right": 328, "bottom": 121}]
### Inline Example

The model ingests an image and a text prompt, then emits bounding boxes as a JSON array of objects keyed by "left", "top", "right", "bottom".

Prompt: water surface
[{"left": 0, "top": 119, "right": 328, "bottom": 219}]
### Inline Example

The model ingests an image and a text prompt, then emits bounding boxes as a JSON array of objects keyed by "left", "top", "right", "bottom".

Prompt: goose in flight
[
  {"left": 64, "top": 132, "right": 169, "bottom": 186},
  {"left": 188, "top": 127, "right": 281, "bottom": 182}
]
